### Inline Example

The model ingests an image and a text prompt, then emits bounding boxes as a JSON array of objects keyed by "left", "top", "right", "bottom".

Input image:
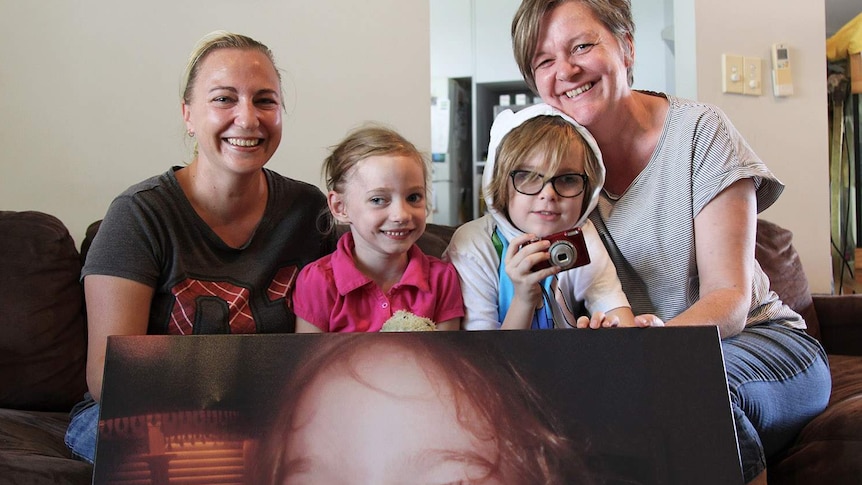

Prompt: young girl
[
  {"left": 445, "top": 104, "right": 660, "bottom": 330},
  {"left": 292, "top": 126, "right": 464, "bottom": 332},
  {"left": 254, "top": 333, "right": 591, "bottom": 484}
]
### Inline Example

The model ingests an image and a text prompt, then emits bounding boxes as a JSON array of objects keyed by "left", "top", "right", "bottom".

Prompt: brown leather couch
[
  {"left": 0, "top": 211, "right": 859, "bottom": 484},
  {"left": 751, "top": 220, "right": 862, "bottom": 484},
  {"left": 0, "top": 211, "right": 91, "bottom": 484}
]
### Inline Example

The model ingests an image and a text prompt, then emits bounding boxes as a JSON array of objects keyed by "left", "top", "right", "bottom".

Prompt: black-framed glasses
[{"left": 510, "top": 170, "right": 588, "bottom": 198}]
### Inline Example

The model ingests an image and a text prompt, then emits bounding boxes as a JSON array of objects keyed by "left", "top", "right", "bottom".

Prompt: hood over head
[{"left": 482, "top": 103, "right": 605, "bottom": 242}]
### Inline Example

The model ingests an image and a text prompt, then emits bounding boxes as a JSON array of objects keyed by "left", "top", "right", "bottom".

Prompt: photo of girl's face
[
  {"left": 95, "top": 332, "right": 743, "bottom": 485},
  {"left": 280, "top": 341, "right": 506, "bottom": 485}
]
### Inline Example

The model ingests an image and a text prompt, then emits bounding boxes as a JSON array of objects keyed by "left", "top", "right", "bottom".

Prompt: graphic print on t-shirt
[
  {"left": 169, "top": 265, "right": 298, "bottom": 335},
  {"left": 267, "top": 266, "right": 300, "bottom": 302}
]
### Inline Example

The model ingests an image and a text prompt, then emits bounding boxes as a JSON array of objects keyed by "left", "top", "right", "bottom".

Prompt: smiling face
[
  {"left": 281, "top": 343, "right": 504, "bottom": 485},
  {"left": 531, "top": 1, "right": 633, "bottom": 127},
  {"left": 328, "top": 154, "right": 427, "bottom": 265},
  {"left": 182, "top": 48, "right": 282, "bottom": 175},
  {"left": 506, "top": 143, "right": 586, "bottom": 238}
]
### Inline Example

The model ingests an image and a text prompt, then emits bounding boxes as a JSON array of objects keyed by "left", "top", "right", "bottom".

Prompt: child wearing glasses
[{"left": 444, "top": 104, "right": 661, "bottom": 330}]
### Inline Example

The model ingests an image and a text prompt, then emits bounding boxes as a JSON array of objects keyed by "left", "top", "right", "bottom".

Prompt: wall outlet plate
[
  {"left": 722, "top": 54, "right": 744, "bottom": 94},
  {"left": 743, "top": 56, "right": 763, "bottom": 96}
]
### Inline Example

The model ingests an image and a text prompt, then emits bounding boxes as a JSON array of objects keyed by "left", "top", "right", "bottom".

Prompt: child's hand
[
  {"left": 505, "top": 233, "right": 560, "bottom": 304},
  {"left": 632, "top": 314, "right": 664, "bottom": 327},
  {"left": 575, "top": 311, "right": 620, "bottom": 329}
]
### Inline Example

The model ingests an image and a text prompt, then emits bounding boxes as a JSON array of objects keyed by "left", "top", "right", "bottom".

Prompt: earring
[{"left": 187, "top": 130, "right": 195, "bottom": 138}]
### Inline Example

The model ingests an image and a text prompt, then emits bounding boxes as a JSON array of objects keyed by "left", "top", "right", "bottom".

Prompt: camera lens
[{"left": 549, "top": 241, "right": 576, "bottom": 269}]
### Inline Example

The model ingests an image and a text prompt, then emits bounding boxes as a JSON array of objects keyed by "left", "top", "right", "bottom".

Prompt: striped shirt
[{"left": 589, "top": 93, "right": 805, "bottom": 329}]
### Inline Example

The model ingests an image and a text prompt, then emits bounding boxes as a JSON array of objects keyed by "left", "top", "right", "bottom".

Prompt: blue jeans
[
  {"left": 723, "top": 322, "right": 831, "bottom": 482},
  {"left": 64, "top": 393, "right": 100, "bottom": 464}
]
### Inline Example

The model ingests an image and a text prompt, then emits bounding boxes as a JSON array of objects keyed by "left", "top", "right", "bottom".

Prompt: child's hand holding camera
[
  {"left": 501, "top": 233, "right": 562, "bottom": 326},
  {"left": 507, "top": 233, "right": 562, "bottom": 279}
]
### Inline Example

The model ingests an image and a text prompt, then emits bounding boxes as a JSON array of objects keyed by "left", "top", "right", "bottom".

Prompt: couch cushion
[
  {"left": 417, "top": 223, "right": 456, "bottom": 259},
  {"left": 768, "top": 354, "right": 862, "bottom": 484},
  {"left": 754, "top": 219, "right": 821, "bottom": 340},
  {"left": 0, "top": 408, "right": 92, "bottom": 484},
  {"left": 79, "top": 219, "right": 102, "bottom": 267},
  {"left": 0, "top": 211, "right": 88, "bottom": 411}
]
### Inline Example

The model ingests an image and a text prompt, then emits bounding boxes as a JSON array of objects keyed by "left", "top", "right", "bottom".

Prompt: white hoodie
[{"left": 443, "top": 104, "right": 630, "bottom": 330}]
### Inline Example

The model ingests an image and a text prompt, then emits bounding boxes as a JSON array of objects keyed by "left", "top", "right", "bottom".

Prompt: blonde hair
[
  {"left": 181, "top": 30, "right": 284, "bottom": 107},
  {"left": 486, "top": 115, "right": 598, "bottom": 219},
  {"left": 319, "top": 125, "right": 429, "bottom": 233},
  {"left": 323, "top": 125, "right": 429, "bottom": 193},
  {"left": 512, "top": 0, "right": 635, "bottom": 93}
]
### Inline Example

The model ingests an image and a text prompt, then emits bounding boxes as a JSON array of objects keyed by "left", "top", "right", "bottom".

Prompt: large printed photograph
[{"left": 94, "top": 328, "right": 742, "bottom": 484}]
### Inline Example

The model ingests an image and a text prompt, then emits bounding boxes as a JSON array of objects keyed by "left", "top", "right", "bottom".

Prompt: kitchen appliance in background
[
  {"left": 472, "top": 81, "right": 537, "bottom": 219},
  {"left": 430, "top": 77, "right": 472, "bottom": 226}
]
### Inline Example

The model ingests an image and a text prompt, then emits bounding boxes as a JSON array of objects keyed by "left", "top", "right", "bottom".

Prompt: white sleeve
[
  {"left": 442, "top": 217, "right": 503, "bottom": 330},
  {"left": 559, "top": 220, "right": 630, "bottom": 315}
]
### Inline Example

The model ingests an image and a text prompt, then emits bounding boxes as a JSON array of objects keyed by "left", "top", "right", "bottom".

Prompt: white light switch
[
  {"left": 722, "top": 54, "right": 744, "bottom": 94},
  {"left": 743, "top": 56, "right": 763, "bottom": 96}
]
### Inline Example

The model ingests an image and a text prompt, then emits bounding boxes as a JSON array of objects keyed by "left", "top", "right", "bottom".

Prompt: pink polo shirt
[{"left": 292, "top": 232, "right": 465, "bottom": 332}]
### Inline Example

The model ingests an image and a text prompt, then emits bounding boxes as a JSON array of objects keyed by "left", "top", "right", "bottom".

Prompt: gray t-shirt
[
  {"left": 82, "top": 167, "right": 335, "bottom": 335},
  {"left": 589, "top": 93, "right": 804, "bottom": 329}
]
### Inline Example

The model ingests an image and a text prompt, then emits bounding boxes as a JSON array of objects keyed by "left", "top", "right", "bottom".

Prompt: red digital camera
[{"left": 529, "top": 228, "right": 590, "bottom": 271}]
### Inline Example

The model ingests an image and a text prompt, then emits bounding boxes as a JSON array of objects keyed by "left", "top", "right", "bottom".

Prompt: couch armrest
[{"left": 812, "top": 294, "right": 862, "bottom": 356}]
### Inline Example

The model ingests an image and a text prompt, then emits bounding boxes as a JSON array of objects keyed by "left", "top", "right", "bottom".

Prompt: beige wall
[
  {"left": 0, "top": 1, "right": 430, "bottom": 247},
  {"left": 675, "top": 0, "right": 833, "bottom": 293},
  {"left": 0, "top": 0, "right": 837, "bottom": 293}
]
